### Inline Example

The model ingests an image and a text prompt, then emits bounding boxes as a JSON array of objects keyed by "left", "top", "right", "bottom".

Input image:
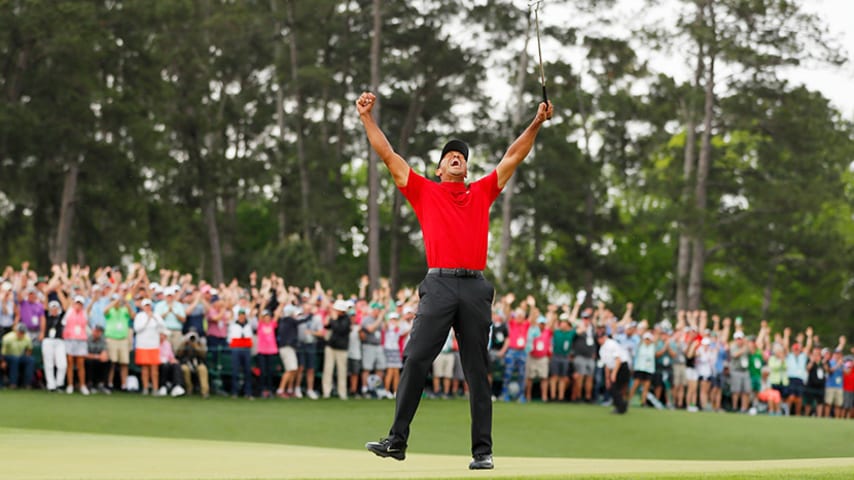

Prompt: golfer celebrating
[{"left": 358, "top": 91, "right": 553, "bottom": 470}]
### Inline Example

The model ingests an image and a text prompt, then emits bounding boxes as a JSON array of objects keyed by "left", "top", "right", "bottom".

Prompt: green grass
[{"left": 1, "top": 390, "right": 852, "bottom": 461}]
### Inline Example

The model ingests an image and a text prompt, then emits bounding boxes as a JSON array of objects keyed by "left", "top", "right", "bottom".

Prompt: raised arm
[
  {"left": 496, "top": 101, "right": 554, "bottom": 189},
  {"left": 356, "top": 92, "right": 410, "bottom": 187}
]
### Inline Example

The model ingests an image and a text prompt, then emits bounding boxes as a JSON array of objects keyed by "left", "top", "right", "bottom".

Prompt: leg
[
  {"left": 141, "top": 366, "right": 150, "bottom": 392},
  {"left": 454, "top": 276, "right": 494, "bottom": 457},
  {"left": 335, "top": 349, "right": 348, "bottom": 399},
  {"left": 181, "top": 365, "right": 194, "bottom": 395},
  {"left": 151, "top": 362, "right": 159, "bottom": 391},
  {"left": 6, "top": 356, "right": 20, "bottom": 386},
  {"left": 197, "top": 364, "right": 210, "bottom": 397},
  {"left": 66, "top": 355, "right": 75, "bottom": 388},
  {"left": 43, "top": 340, "right": 57, "bottom": 390},
  {"left": 388, "top": 275, "right": 456, "bottom": 446},
  {"left": 76, "top": 357, "right": 86, "bottom": 388},
  {"left": 322, "top": 346, "right": 334, "bottom": 398}
]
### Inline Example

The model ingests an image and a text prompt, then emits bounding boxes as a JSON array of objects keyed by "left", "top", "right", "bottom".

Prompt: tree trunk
[
  {"left": 496, "top": 14, "right": 531, "bottom": 289},
  {"left": 367, "top": 0, "right": 383, "bottom": 291},
  {"left": 271, "top": 0, "right": 288, "bottom": 244},
  {"left": 52, "top": 160, "right": 79, "bottom": 265},
  {"left": 687, "top": 0, "right": 716, "bottom": 310},
  {"left": 203, "top": 197, "right": 224, "bottom": 285},
  {"left": 389, "top": 82, "right": 429, "bottom": 293},
  {"left": 676, "top": 29, "right": 705, "bottom": 311},
  {"left": 285, "top": 0, "right": 312, "bottom": 245}
]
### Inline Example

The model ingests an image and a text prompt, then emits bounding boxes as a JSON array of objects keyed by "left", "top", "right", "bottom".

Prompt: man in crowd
[
  {"left": 104, "top": 292, "right": 134, "bottom": 391},
  {"left": 156, "top": 286, "right": 186, "bottom": 352},
  {"left": 177, "top": 327, "right": 209, "bottom": 398},
  {"left": 85, "top": 325, "right": 111, "bottom": 393},
  {"left": 729, "top": 331, "right": 752, "bottom": 413},
  {"left": 1, "top": 323, "right": 34, "bottom": 388},
  {"left": 15, "top": 287, "right": 45, "bottom": 343},
  {"left": 360, "top": 303, "right": 386, "bottom": 397},
  {"left": 571, "top": 311, "right": 597, "bottom": 403}
]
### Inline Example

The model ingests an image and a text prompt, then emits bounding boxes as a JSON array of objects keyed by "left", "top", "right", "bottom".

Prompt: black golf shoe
[
  {"left": 469, "top": 454, "right": 494, "bottom": 470},
  {"left": 365, "top": 437, "right": 406, "bottom": 461}
]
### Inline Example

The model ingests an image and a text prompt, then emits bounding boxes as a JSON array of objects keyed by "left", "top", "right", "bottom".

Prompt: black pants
[
  {"left": 159, "top": 363, "right": 184, "bottom": 388},
  {"left": 389, "top": 272, "right": 494, "bottom": 456},
  {"left": 611, "top": 363, "right": 631, "bottom": 414},
  {"left": 85, "top": 359, "right": 110, "bottom": 386}
]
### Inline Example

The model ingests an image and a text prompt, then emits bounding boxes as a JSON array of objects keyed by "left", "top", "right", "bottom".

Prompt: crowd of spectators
[{"left": 2, "top": 262, "right": 853, "bottom": 419}]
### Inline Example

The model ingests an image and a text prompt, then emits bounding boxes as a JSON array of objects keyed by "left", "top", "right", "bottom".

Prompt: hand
[
  {"left": 357, "top": 92, "right": 377, "bottom": 116},
  {"left": 784, "top": 327, "right": 791, "bottom": 337},
  {"left": 21, "top": 261, "right": 30, "bottom": 271},
  {"left": 535, "top": 101, "right": 553, "bottom": 123},
  {"left": 625, "top": 302, "right": 633, "bottom": 310},
  {"left": 805, "top": 326, "right": 813, "bottom": 337}
]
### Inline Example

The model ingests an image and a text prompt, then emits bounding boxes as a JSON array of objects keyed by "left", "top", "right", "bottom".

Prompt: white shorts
[
  {"left": 685, "top": 367, "right": 699, "bottom": 382},
  {"left": 279, "top": 346, "right": 298, "bottom": 372},
  {"left": 65, "top": 339, "right": 88, "bottom": 357}
]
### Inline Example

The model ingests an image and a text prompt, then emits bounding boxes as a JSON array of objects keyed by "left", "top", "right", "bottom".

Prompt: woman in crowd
[
  {"left": 63, "top": 295, "right": 90, "bottom": 395},
  {"left": 134, "top": 298, "right": 165, "bottom": 395}
]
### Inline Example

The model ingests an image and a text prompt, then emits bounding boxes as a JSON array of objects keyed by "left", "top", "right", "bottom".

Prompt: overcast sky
[{"left": 488, "top": 0, "right": 854, "bottom": 118}]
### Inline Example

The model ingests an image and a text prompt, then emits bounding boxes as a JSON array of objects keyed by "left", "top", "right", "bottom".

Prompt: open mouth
[{"left": 450, "top": 159, "right": 461, "bottom": 168}]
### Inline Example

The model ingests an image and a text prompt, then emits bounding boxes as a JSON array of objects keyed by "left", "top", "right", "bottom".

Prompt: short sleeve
[{"left": 398, "top": 168, "right": 429, "bottom": 207}]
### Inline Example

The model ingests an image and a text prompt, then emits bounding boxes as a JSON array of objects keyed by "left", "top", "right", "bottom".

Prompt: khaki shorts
[
  {"left": 107, "top": 338, "right": 130, "bottom": 364},
  {"left": 433, "top": 352, "right": 455, "bottom": 379},
  {"left": 672, "top": 364, "right": 687, "bottom": 386},
  {"left": 526, "top": 356, "right": 549, "bottom": 380},
  {"left": 825, "top": 387, "right": 844, "bottom": 407},
  {"left": 279, "top": 346, "right": 298, "bottom": 372}
]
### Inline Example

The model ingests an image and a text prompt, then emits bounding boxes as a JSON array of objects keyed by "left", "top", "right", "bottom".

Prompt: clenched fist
[{"left": 356, "top": 91, "right": 376, "bottom": 116}]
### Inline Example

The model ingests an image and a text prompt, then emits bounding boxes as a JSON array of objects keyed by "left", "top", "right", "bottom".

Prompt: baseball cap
[
  {"left": 388, "top": 312, "right": 400, "bottom": 320},
  {"left": 48, "top": 300, "right": 61, "bottom": 310},
  {"left": 15, "top": 323, "right": 27, "bottom": 332},
  {"left": 402, "top": 306, "right": 416, "bottom": 315},
  {"left": 261, "top": 309, "right": 272, "bottom": 317},
  {"left": 141, "top": 298, "right": 152, "bottom": 307},
  {"left": 733, "top": 331, "right": 745, "bottom": 339},
  {"left": 642, "top": 332, "right": 654, "bottom": 340},
  {"left": 73, "top": 295, "right": 85, "bottom": 304},
  {"left": 332, "top": 299, "right": 350, "bottom": 312},
  {"left": 439, "top": 139, "right": 469, "bottom": 168},
  {"left": 283, "top": 305, "right": 298, "bottom": 317},
  {"left": 537, "top": 316, "right": 547, "bottom": 324}
]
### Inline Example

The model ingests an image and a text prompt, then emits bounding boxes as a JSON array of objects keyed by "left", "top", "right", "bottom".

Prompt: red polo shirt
[{"left": 399, "top": 169, "right": 502, "bottom": 270}]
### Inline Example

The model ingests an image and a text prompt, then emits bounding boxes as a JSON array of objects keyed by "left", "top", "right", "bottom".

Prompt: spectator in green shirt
[
  {"left": 2, "top": 323, "right": 34, "bottom": 388},
  {"left": 548, "top": 312, "right": 575, "bottom": 401},
  {"left": 104, "top": 295, "right": 134, "bottom": 391}
]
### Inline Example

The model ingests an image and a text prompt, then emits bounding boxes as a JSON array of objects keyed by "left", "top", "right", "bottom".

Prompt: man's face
[{"left": 437, "top": 150, "right": 467, "bottom": 181}]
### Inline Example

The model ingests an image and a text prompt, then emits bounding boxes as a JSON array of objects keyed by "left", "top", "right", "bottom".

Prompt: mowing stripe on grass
[
  {"left": 2, "top": 391, "right": 852, "bottom": 461},
  {"left": 3, "top": 427, "right": 854, "bottom": 480}
]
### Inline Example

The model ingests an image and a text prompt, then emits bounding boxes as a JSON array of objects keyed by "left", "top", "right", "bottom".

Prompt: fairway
[{"left": 2, "top": 391, "right": 852, "bottom": 479}]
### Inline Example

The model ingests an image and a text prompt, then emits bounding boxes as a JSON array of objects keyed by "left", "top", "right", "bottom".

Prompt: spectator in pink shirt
[
  {"left": 158, "top": 331, "right": 186, "bottom": 397},
  {"left": 63, "top": 295, "right": 90, "bottom": 395},
  {"left": 205, "top": 294, "right": 229, "bottom": 364},
  {"left": 256, "top": 309, "right": 279, "bottom": 398}
]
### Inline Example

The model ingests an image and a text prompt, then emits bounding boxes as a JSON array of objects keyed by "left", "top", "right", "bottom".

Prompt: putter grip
[{"left": 542, "top": 85, "right": 548, "bottom": 105}]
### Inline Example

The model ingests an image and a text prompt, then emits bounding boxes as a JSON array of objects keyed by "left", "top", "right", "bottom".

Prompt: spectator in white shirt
[{"left": 133, "top": 299, "right": 166, "bottom": 395}]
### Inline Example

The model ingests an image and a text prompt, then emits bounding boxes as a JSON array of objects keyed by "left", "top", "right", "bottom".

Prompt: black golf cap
[{"left": 438, "top": 139, "right": 469, "bottom": 170}]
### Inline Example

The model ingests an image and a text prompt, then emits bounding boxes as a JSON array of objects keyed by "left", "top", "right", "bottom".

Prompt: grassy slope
[{"left": 2, "top": 390, "right": 852, "bottom": 461}]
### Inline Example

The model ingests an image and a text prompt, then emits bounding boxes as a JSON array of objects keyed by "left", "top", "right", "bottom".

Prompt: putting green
[{"left": 4, "top": 427, "right": 853, "bottom": 480}]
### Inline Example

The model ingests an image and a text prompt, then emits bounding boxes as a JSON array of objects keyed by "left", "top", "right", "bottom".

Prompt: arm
[
  {"left": 356, "top": 92, "right": 410, "bottom": 187},
  {"left": 495, "top": 101, "right": 553, "bottom": 189}
]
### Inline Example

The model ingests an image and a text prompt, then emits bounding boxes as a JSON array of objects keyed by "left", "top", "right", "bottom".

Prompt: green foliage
[{"left": 0, "top": 1, "right": 852, "bottom": 335}]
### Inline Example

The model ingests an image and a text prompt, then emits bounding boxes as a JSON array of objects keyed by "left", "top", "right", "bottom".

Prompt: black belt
[{"left": 427, "top": 268, "right": 484, "bottom": 278}]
